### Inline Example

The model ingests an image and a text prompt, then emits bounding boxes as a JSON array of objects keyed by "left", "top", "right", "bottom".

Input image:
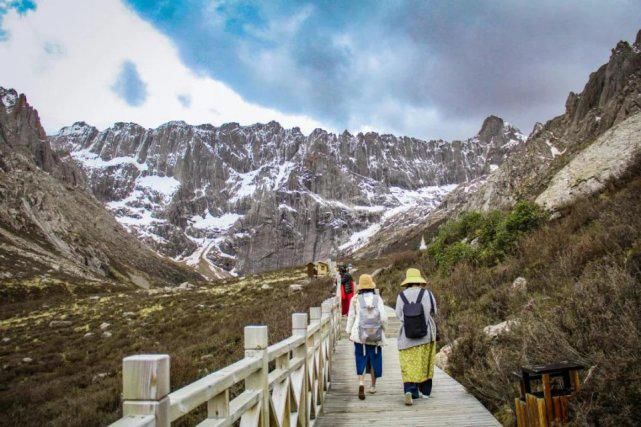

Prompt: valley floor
[{"left": 0, "top": 269, "right": 334, "bottom": 426}]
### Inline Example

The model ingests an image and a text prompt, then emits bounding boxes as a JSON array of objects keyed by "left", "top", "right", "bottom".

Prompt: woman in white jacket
[{"left": 345, "top": 274, "right": 388, "bottom": 400}]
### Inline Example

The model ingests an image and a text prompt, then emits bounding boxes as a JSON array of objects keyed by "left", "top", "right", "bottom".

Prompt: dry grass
[
  {"left": 0, "top": 268, "right": 334, "bottom": 426},
  {"left": 372, "top": 166, "right": 641, "bottom": 425}
]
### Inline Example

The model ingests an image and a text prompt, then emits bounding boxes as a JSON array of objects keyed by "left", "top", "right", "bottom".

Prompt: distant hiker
[
  {"left": 339, "top": 265, "right": 355, "bottom": 316},
  {"left": 395, "top": 268, "right": 438, "bottom": 406},
  {"left": 346, "top": 274, "right": 388, "bottom": 400}
]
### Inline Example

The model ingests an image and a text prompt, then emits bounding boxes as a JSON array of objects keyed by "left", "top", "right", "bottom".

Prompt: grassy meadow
[{"left": 0, "top": 268, "right": 334, "bottom": 426}]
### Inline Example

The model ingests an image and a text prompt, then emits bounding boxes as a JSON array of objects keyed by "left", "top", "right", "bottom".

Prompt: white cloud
[{"left": 0, "top": 0, "right": 326, "bottom": 134}]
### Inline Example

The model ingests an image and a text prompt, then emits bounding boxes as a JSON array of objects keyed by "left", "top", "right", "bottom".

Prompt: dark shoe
[{"left": 358, "top": 385, "right": 365, "bottom": 400}]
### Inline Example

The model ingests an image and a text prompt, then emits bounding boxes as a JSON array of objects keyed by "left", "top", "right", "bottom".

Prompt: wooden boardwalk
[
  {"left": 315, "top": 308, "right": 500, "bottom": 427},
  {"left": 108, "top": 297, "right": 500, "bottom": 427}
]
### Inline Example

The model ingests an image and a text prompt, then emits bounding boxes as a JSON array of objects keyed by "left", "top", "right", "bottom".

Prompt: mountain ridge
[
  {"left": 49, "top": 110, "right": 525, "bottom": 276},
  {"left": 356, "top": 30, "right": 641, "bottom": 257},
  {"left": 0, "top": 87, "right": 201, "bottom": 293}
]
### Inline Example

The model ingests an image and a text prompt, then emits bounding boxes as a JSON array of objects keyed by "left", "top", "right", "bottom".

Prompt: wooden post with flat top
[
  {"left": 121, "top": 354, "right": 170, "bottom": 427},
  {"left": 292, "top": 313, "right": 309, "bottom": 426},
  {"left": 244, "top": 325, "right": 270, "bottom": 427}
]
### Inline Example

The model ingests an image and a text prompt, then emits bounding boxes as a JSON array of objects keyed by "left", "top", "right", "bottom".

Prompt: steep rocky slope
[
  {"left": 0, "top": 88, "right": 200, "bottom": 294},
  {"left": 50, "top": 114, "right": 524, "bottom": 275},
  {"left": 536, "top": 112, "right": 641, "bottom": 210},
  {"left": 358, "top": 30, "right": 641, "bottom": 257}
]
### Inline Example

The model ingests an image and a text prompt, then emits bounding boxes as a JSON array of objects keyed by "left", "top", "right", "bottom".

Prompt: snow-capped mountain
[
  {"left": 50, "top": 115, "right": 525, "bottom": 276},
  {"left": 0, "top": 87, "right": 200, "bottom": 287},
  {"left": 356, "top": 31, "right": 641, "bottom": 259}
]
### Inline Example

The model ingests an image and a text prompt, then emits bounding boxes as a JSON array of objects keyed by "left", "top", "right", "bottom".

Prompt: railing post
[
  {"left": 309, "top": 307, "right": 322, "bottom": 414},
  {"left": 244, "top": 325, "right": 269, "bottom": 427},
  {"left": 310, "top": 307, "right": 322, "bottom": 324},
  {"left": 334, "top": 297, "right": 340, "bottom": 341},
  {"left": 121, "top": 354, "right": 170, "bottom": 427},
  {"left": 323, "top": 300, "right": 334, "bottom": 343},
  {"left": 321, "top": 301, "right": 333, "bottom": 396},
  {"left": 207, "top": 389, "right": 229, "bottom": 420},
  {"left": 292, "top": 313, "right": 309, "bottom": 426},
  {"left": 309, "top": 306, "right": 322, "bottom": 360}
]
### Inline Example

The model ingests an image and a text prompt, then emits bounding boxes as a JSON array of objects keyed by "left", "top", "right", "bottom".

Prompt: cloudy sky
[{"left": 1, "top": 0, "right": 640, "bottom": 140}]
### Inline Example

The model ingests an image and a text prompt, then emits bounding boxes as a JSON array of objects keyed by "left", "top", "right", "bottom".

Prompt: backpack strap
[
  {"left": 428, "top": 290, "right": 436, "bottom": 316},
  {"left": 358, "top": 294, "right": 367, "bottom": 309},
  {"left": 416, "top": 288, "right": 426, "bottom": 304},
  {"left": 399, "top": 291, "right": 410, "bottom": 305}
]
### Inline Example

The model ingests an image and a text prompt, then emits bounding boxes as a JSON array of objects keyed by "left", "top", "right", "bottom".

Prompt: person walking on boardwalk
[
  {"left": 396, "top": 268, "right": 438, "bottom": 406},
  {"left": 339, "top": 265, "right": 355, "bottom": 316},
  {"left": 345, "top": 274, "right": 388, "bottom": 400}
]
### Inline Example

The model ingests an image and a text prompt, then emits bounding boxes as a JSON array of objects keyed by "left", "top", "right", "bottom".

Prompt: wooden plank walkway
[{"left": 315, "top": 307, "right": 500, "bottom": 427}]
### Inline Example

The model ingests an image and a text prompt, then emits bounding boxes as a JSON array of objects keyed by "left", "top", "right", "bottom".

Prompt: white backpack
[{"left": 358, "top": 294, "right": 383, "bottom": 344}]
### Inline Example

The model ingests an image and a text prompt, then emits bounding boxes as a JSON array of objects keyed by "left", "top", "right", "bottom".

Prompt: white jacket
[{"left": 345, "top": 292, "right": 388, "bottom": 345}]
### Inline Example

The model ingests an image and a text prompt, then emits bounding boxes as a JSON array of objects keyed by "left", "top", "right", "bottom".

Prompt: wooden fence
[{"left": 109, "top": 296, "right": 341, "bottom": 427}]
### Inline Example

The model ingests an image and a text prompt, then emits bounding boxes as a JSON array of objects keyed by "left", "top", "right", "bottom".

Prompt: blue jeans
[{"left": 404, "top": 379, "right": 433, "bottom": 398}]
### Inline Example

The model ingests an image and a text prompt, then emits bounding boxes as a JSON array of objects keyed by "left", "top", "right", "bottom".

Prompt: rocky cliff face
[
  {"left": 536, "top": 112, "right": 641, "bottom": 210},
  {"left": 357, "top": 30, "right": 641, "bottom": 257},
  {"left": 50, "top": 114, "right": 525, "bottom": 275},
  {"left": 0, "top": 88, "right": 200, "bottom": 288}
]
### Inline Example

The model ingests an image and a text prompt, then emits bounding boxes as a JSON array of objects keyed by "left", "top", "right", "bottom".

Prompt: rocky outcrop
[
  {"left": 357, "top": 30, "right": 641, "bottom": 257},
  {"left": 464, "top": 31, "right": 641, "bottom": 210},
  {"left": 50, "top": 114, "right": 524, "bottom": 275},
  {"left": 536, "top": 112, "right": 641, "bottom": 210},
  {"left": 0, "top": 88, "right": 201, "bottom": 288}
]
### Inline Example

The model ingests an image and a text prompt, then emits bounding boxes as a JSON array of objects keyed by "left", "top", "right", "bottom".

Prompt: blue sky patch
[
  {"left": 177, "top": 93, "right": 191, "bottom": 108},
  {"left": 0, "top": 0, "right": 37, "bottom": 40},
  {"left": 111, "top": 60, "right": 148, "bottom": 107}
]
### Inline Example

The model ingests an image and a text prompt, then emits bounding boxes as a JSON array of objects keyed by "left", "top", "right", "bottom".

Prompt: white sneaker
[
  {"left": 404, "top": 392, "right": 413, "bottom": 406},
  {"left": 368, "top": 386, "right": 376, "bottom": 394},
  {"left": 418, "top": 392, "right": 430, "bottom": 399}
]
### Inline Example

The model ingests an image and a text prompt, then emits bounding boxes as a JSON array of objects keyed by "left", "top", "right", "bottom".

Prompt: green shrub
[
  {"left": 427, "top": 201, "right": 545, "bottom": 273},
  {"left": 441, "top": 241, "right": 478, "bottom": 271}
]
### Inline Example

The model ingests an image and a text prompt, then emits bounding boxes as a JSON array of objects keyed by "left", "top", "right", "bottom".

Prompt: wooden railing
[{"left": 109, "top": 296, "right": 341, "bottom": 427}]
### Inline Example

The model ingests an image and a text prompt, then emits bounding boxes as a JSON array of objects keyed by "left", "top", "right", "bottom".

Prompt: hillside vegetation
[
  {"left": 375, "top": 163, "right": 641, "bottom": 425},
  {"left": 0, "top": 269, "right": 334, "bottom": 426}
]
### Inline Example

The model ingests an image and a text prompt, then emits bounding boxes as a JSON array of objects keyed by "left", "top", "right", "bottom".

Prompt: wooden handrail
[
  {"left": 110, "top": 295, "right": 341, "bottom": 427},
  {"left": 168, "top": 356, "right": 263, "bottom": 421},
  {"left": 110, "top": 415, "right": 155, "bottom": 427},
  {"left": 267, "top": 335, "right": 306, "bottom": 361}
]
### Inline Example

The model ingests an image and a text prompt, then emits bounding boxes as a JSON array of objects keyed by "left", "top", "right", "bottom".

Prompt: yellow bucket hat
[
  {"left": 358, "top": 274, "right": 376, "bottom": 290},
  {"left": 400, "top": 268, "right": 427, "bottom": 286}
]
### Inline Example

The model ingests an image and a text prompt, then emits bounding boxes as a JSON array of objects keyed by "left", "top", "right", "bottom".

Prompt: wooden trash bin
[{"left": 513, "top": 362, "right": 584, "bottom": 427}]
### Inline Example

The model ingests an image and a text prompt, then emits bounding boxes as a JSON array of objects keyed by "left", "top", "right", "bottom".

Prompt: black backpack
[
  {"left": 399, "top": 289, "right": 428, "bottom": 339},
  {"left": 341, "top": 273, "right": 353, "bottom": 294}
]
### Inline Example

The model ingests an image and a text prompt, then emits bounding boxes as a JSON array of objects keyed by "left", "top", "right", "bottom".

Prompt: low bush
[
  {"left": 375, "top": 169, "right": 641, "bottom": 425},
  {"left": 427, "top": 201, "right": 545, "bottom": 273}
]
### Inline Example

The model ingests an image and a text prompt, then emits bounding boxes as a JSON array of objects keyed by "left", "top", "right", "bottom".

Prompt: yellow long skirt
[{"left": 399, "top": 342, "right": 437, "bottom": 383}]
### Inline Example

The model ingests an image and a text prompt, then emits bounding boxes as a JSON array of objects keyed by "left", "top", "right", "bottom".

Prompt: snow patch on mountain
[
  {"left": 137, "top": 175, "right": 181, "bottom": 199},
  {"left": 191, "top": 212, "right": 243, "bottom": 230},
  {"left": 51, "top": 116, "right": 525, "bottom": 276},
  {"left": 339, "top": 184, "right": 458, "bottom": 253},
  {"left": 1, "top": 88, "right": 18, "bottom": 110},
  {"left": 72, "top": 150, "right": 149, "bottom": 171}
]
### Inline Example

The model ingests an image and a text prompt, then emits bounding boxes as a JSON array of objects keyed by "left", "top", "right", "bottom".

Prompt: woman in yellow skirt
[{"left": 395, "top": 268, "right": 438, "bottom": 406}]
